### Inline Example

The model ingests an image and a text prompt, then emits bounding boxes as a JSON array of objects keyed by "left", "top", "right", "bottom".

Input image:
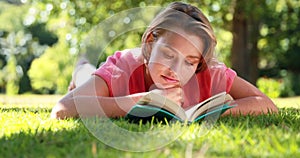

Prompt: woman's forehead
[{"left": 156, "top": 31, "right": 204, "bottom": 57}]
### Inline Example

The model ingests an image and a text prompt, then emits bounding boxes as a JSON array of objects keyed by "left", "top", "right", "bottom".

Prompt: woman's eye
[
  {"left": 185, "top": 60, "right": 194, "bottom": 66},
  {"left": 163, "top": 52, "right": 174, "bottom": 59}
]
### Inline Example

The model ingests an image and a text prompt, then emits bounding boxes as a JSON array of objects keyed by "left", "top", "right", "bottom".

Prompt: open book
[{"left": 125, "top": 92, "right": 236, "bottom": 123}]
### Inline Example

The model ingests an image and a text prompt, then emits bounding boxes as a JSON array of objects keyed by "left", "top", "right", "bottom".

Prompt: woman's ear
[
  {"left": 145, "top": 32, "right": 157, "bottom": 47},
  {"left": 143, "top": 32, "right": 156, "bottom": 63}
]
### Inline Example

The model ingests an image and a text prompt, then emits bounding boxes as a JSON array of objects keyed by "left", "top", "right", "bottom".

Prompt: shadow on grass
[
  {"left": 0, "top": 107, "right": 52, "bottom": 113},
  {"left": 0, "top": 115, "right": 182, "bottom": 157},
  {"left": 0, "top": 121, "right": 127, "bottom": 158}
]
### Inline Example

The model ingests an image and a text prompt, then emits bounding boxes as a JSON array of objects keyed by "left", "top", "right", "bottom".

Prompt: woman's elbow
[
  {"left": 50, "top": 102, "right": 78, "bottom": 120},
  {"left": 266, "top": 99, "right": 279, "bottom": 114},
  {"left": 254, "top": 96, "right": 278, "bottom": 115}
]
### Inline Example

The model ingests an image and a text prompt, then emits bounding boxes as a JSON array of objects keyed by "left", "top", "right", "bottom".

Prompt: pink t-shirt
[{"left": 94, "top": 48, "right": 237, "bottom": 109}]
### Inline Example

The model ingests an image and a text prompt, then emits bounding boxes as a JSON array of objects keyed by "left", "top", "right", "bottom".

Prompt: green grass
[{"left": 0, "top": 95, "right": 300, "bottom": 158}]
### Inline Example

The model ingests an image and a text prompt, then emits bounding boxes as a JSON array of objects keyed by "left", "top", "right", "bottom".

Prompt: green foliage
[
  {"left": 279, "top": 70, "right": 300, "bottom": 97},
  {"left": 258, "top": 1, "right": 300, "bottom": 89},
  {"left": 0, "top": 2, "right": 28, "bottom": 32},
  {"left": 257, "top": 71, "right": 300, "bottom": 98},
  {"left": 26, "top": 23, "right": 58, "bottom": 46},
  {"left": 29, "top": 42, "right": 73, "bottom": 94},
  {"left": 0, "top": 3, "right": 33, "bottom": 93},
  {"left": 0, "top": 30, "right": 47, "bottom": 94},
  {"left": 23, "top": 0, "right": 235, "bottom": 94},
  {"left": 4, "top": 56, "right": 19, "bottom": 95},
  {"left": 1, "top": 0, "right": 300, "bottom": 95},
  {"left": 257, "top": 77, "right": 281, "bottom": 98},
  {"left": 0, "top": 95, "right": 300, "bottom": 157},
  {"left": 28, "top": 55, "right": 58, "bottom": 94},
  {"left": 0, "top": 2, "right": 53, "bottom": 94}
]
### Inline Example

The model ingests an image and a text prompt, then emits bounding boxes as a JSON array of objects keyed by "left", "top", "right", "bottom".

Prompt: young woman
[{"left": 51, "top": 2, "right": 278, "bottom": 119}]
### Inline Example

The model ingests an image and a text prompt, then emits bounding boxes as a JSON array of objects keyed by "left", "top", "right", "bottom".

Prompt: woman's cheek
[
  {"left": 148, "top": 63, "right": 161, "bottom": 82},
  {"left": 179, "top": 65, "right": 196, "bottom": 85}
]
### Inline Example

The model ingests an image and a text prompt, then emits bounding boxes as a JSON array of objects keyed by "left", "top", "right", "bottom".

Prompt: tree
[
  {"left": 230, "top": 0, "right": 264, "bottom": 84},
  {"left": 230, "top": 0, "right": 300, "bottom": 96}
]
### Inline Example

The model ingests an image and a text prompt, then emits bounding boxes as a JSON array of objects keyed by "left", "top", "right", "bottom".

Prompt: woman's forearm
[
  {"left": 51, "top": 93, "right": 145, "bottom": 119},
  {"left": 223, "top": 96, "right": 278, "bottom": 116}
]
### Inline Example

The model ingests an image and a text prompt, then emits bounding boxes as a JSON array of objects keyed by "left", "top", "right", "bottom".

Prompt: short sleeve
[
  {"left": 180, "top": 63, "right": 237, "bottom": 107},
  {"left": 225, "top": 67, "right": 237, "bottom": 93},
  {"left": 209, "top": 63, "right": 237, "bottom": 95},
  {"left": 93, "top": 51, "right": 126, "bottom": 96},
  {"left": 93, "top": 49, "right": 144, "bottom": 97}
]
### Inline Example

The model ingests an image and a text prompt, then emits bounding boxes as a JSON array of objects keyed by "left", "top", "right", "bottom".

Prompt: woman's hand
[{"left": 150, "top": 85, "right": 184, "bottom": 106}]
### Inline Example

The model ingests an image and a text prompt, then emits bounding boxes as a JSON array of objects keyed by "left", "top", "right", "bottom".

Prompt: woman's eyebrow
[
  {"left": 186, "top": 56, "right": 200, "bottom": 62},
  {"left": 162, "top": 45, "right": 177, "bottom": 52},
  {"left": 186, "top": 55, "right": 200, "bottom": 59},
  {"left": 162, "top": 45, "right": 201, "bottom": 60}
]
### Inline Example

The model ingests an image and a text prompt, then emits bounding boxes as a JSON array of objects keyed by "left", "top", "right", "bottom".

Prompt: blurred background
[{"left": 0, "top": 0, "right": 299, "bottom": 98}]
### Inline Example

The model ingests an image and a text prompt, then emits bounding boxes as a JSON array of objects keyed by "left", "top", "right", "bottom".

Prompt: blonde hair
[{"left": 141, "top": 2, "right": 217, "bottom": 72}]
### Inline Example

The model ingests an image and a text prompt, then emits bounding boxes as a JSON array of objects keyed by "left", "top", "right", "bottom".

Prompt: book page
[
  {"left": 189, "top": 93, "right": 228, "bottom": 121},
  {"left": 184, "top": 92, "right": 226, "bottom": 119},
  {"left": 137, "top": 92, "right": 187, "bottom": 120}
]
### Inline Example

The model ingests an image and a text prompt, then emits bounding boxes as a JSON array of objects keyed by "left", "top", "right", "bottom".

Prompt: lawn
[{"left": 0, "top": 95, "right": 299, "bottom": 158}]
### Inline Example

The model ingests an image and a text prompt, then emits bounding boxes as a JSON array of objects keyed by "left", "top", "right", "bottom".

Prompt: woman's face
[{"left": 147, "top": 31, "right": 204, "bottom": 88}]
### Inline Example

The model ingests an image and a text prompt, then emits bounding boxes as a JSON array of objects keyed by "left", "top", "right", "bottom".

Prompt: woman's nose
[{"left": 169, "top": 59, "right": 182, "bottom": 76}]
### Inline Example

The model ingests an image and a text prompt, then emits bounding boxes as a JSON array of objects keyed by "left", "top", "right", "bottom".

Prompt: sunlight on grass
[
  {"left": 0, "top": 94, "right": 61, "bottom": 109},
  {"left": 0, "top": 95, "right": 299, "bottom": 157},
  {"left": 0, "top": 108, "right": 79, "bottom": 138},
  {"left": 272, "top": 96, "right": 300, "bottom": 109}
]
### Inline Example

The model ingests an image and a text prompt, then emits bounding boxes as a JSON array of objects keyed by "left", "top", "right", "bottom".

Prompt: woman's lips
[{"left": 162, "top": 75, "right": 179, "bottom": 83}]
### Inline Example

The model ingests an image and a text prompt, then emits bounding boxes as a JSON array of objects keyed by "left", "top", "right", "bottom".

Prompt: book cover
[
  {"left": 125, "top": 103, "right": 235, "bottom": 123},
  {"left": 125, "top": 92, "right": 236, "bottom": 123}
]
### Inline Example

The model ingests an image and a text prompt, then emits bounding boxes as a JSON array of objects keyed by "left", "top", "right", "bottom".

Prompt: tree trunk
[{"left": 231, "top": 1, "right": 260, "bottom": 84}]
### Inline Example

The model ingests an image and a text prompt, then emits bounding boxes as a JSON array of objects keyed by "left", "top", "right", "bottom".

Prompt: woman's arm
[
  {"left": 51, "top": 75, "right": 145, "bottom": 119},
  {"left": 224, "top": 76, "right": 278, "bottom": 116}
]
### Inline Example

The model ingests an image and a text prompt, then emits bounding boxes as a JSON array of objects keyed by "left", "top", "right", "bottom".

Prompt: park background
[
  {"left": 0, "top": 0, "right": 300, "bottom": 157},
  {"left": 0, "top": 0, "right": 299, "bottom": 97}
]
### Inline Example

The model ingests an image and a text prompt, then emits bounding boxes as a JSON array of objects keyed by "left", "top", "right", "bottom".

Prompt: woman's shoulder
[
  {"left": 206, "top": 61, "right": 236, "bottom": 74},
  {"left": 111, "top": 48, "right": 143, "bottom": 63},
  {"left": 196, "top": 62, "right": 237, "bottom": 82},
  {"left": 97, "top": 48, "right": 144, "bottom": 74}
]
